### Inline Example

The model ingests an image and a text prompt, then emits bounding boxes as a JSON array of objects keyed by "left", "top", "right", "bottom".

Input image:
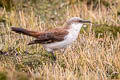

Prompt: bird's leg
[
  {"left": 50, "top": 51, "right": 56, "bottom": 61},
  {"left": 46, "top": 48, "right": 56, "bottom": 60}
]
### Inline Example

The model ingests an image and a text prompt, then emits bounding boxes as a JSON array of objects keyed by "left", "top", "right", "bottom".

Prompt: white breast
[{"left": 43, "top": 23, "right": 83, "bottom": 51}]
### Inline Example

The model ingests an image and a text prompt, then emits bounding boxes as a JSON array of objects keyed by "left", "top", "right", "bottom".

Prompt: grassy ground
[{"left": 0, "top": 0, "right": 120, "bottom": 80}]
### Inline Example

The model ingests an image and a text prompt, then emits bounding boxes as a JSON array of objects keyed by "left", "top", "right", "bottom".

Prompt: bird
[{"left": 11, "top": 17, "right": 91, "bottom": 60}]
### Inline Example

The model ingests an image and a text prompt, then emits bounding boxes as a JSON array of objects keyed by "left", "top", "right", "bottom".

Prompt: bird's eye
[{"left": 78, "top": 20, "right": 82, "bottom": 23}]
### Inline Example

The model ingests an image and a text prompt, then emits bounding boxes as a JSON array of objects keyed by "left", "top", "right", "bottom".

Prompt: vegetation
[{"left": 0, "top": 0, "right": 120, "bottom": 80}]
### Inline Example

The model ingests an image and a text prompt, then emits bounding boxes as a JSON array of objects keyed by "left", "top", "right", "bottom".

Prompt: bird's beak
[{"left": 82, "top": 20, "right": 91, "bottom": 23}]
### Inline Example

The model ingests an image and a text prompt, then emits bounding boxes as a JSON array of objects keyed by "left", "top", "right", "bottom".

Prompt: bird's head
[{"left": 65, "top": 17, "right": 91, "bottom": 26}]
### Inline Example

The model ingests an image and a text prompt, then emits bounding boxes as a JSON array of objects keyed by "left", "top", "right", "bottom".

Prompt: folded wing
[{"left": 28, "top": 28, "right": 68, "bottom": 45}]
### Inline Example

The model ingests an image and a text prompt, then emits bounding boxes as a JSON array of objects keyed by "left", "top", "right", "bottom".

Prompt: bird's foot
[
  {"left": 49, "top": 51, "right": 56, "bottom": 61},
  {"left": 52, "top": 55, "right": 56, "bottom": 61}
]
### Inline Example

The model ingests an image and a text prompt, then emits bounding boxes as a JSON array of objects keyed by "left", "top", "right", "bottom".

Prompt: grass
[{"left": 0, "top": 0, "right": 120, "bottom": 80}]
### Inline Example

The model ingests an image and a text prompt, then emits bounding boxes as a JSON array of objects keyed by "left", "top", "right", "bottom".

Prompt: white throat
[
  {"left": 65, "top": 23, "right": 83, "bottom": 44},
  {"left": 69, "top": 23, "right": 83, "bottom": 34}
]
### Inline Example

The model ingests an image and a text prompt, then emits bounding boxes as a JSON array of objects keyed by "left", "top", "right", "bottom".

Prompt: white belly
[{"left": 43, "top": 34, "right": 77, "bottom": 50}]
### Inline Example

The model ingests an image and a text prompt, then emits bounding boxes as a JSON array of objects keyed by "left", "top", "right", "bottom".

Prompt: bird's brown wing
[{"left": 28, "top": 28, "right": 69, "bottom": 45}]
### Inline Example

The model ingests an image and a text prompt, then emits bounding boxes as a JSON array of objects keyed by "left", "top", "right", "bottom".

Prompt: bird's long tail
[{"left": 11, "top": 27, "right": 40, "bottom": 38}]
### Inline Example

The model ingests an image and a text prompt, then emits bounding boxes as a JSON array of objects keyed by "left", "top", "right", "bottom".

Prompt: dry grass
[{"left": 0, "top": 1, "right": 120, "bottom": 80}]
